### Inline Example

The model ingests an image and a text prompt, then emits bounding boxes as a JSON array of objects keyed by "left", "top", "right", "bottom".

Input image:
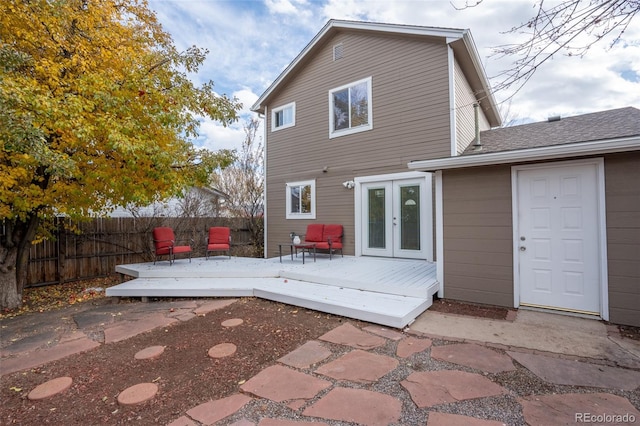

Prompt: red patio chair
[
  {"left": 152, "top": 227, "right": 192, "bottom": 265},
  {"left": 206, "top": 227, "right": 231, "bottom": 259}
]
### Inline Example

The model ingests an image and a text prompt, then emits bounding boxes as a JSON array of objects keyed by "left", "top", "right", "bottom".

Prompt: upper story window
[
  {"left": 329, "top": 77, "right": 372, "bottom": 138},
  {"left": 286, "top": 179, "right": 315, "bottom": 219},
  {"left": 272, "top": 102, "right": 295, "bottom": 132}
]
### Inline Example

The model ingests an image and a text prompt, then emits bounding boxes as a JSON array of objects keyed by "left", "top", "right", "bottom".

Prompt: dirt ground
[{"left": 0, "top": 280, "right": 636, "bottom": 425}]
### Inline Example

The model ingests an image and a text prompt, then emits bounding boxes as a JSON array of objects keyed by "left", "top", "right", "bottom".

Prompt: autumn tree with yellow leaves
[{"left": 0, "top": 0, "right": 241, "bottom": 310}]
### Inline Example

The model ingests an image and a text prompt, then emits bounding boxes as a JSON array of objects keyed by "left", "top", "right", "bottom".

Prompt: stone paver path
[
  {"left": 27, "top": 376, "right": 73, "bottom": 400},
  {"left": 432, "top": 343, "right": 516, "bottom": 373}
]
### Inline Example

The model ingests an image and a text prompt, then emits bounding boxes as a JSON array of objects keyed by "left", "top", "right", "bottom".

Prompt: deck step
[
  {"left": 106, "top": 277, "right": 432, "bottom": 328},
  {"left": 255, "top": 280, "right": 432, "bottom": 328}
]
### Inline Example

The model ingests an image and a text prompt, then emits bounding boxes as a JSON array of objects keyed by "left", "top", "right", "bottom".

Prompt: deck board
[{"left": 108, "top": 256, "right": 439, "bottom": 328}]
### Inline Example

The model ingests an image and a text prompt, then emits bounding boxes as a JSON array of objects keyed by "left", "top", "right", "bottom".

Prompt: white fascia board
[
  {"left": 408, "top": 136, "right": 640, "bottom": 171},
  {"left": 251, "top": 20, "right": 466, "bottom": 112},
  {"left": 459, "top": 30, "right": 501, "bottom": 126}
]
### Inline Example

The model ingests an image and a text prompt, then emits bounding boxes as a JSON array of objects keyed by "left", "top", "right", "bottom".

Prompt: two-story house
[
  {"left": 252, "top": 19, "right": 500, "bottom": 263},
  {"left": 252, "top": 19, "right": 640, "bottom": 327}
]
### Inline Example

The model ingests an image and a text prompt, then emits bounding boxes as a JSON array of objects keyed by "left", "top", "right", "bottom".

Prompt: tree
[
  {"left": 460, "top": 0, "right": 639, "bottom": 98},
  {"left": 211, "top": 118, "right": 264, "bottom": 256},
  {"left": 0, "top": 0, "right": 241, "bottom": 309}
]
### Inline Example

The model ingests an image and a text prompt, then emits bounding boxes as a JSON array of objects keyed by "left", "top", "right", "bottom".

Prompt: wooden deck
[{"left": 107, "top": 255, "right": 439, "bottom": 328}]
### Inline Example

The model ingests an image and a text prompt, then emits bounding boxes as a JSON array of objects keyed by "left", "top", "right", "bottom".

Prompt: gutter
[{"left": 408, "top": 136, "right": 640, "bottom": 171}]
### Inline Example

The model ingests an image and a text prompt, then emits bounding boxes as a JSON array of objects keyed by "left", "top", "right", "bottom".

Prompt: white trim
[
  {"left": 262, "top": 107, "right": 268, "bottom": 258},
  {"left": 409, "top": 136, "right": 640, "bottom": 171},
  {"left": 285, "top": 179, "right": 316, "bottom": 220},
  {"left": 511, "top": 158, "right": 608, "bottom": 319},
  {"left": 435, "top": 170, "right": 444, "bottom": 297},
  {"left": 271, "top": 102, "right": 296, "bottom": 132},
  {"left": 448, "top": 46, "right": 457, "bottom": 157},
  {"left": 328, "top": 77, "right": 373, "bottom": 138}
]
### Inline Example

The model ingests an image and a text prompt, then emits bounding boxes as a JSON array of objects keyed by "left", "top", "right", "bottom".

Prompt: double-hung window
[
  {"left": 329, "top": 77, "right": 372, "bottom": 138},
  {"left": 286, "top": 180, "right": 315, "bottom": 219},
  {"left": 272, "top": 102, "right": 295, "bottom": 131}
]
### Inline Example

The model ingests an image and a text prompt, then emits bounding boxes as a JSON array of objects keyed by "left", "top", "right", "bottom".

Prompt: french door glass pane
[
  {"left": 368, "top": 188, "right": 386, "bottom": 248},
  {"left": 400, "top": 185, "right": 420, "bottom": 250}
]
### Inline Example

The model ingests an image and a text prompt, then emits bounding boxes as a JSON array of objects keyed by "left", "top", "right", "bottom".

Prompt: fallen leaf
[{"left": 10, "top": 387, "right": 22, "bottom": 392}]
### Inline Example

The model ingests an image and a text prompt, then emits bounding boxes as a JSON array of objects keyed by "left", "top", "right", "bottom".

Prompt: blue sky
[{"left": 148, "top": 0, "right": 640, "bottom": 152}]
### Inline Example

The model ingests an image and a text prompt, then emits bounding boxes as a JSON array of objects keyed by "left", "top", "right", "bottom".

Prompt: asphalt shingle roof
[{"left": 463, "top": 107, "right": 640, "bottom": 155}]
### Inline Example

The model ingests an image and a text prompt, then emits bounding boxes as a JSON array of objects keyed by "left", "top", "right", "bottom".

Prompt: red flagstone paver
[
  {"left": 117, "top": 382, "right": 158, "bottom": 405},
  {"left": 1, "top": 336, "right": 100, "bottom": 376},
  {"left": 259, "top": 419, "right": 329, "bottom": 426},
  {"left": 278, "top": 340, "right": 332, "bottom": 368},
  {"left": 432, "top": 343, "right": 516, "bottom": 374},
  {"left": 303, "top": 387, "right": 402, "bottom": 426},
  {"left": 27, "top": 376, "right": 73, "bottom": 400},
  {"left": 193, "top": 299, "right": 237, "bottom": 316},
  {"left": 208, "top": 342, "right": 237, "bottom": 358},
  {"left": 428, "top": 412, "right": 507, "bottom": 425},
  {"left": 509, "top": 351, "right": 640, "bottom": 390},
  {"left": 104, "top": 313, "right": 177, "bottom": 343},
  {"left": 229, "top": 419, "right": 255, "bottom": 426},
  {"left": 134, "top": 345, "right": 165, "bottom": 360},
  {"left": 222, "top": 318, "right": 244, "bottom": 327},
  {"left": 167, "top": 416, "right": 198, "bottom": 426},
  {"left": 520, "top": 393, "right": 640, "bottom": 425},
  {"left": 240, "top": 365, "right": 331, "bottom": 402},
  {"left": 401, "top": 370, "right": 506, "bottom": 408},
  {"left": 318, "top": 323, "right": 386, "bottom": 349},
  {"left": 315, "top": 349, "right": 398, "bottom": 383},
  {"left": 363, "top": 325, "right": 404, "bottom": 341},
  {"left": 396, "top": 336, "right": 432, "bottom": 358},
  {"left": 186, "top": 394, "right": 252, "bottom": 425}
]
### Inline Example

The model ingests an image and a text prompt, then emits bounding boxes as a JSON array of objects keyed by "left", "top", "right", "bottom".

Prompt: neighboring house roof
[
  {"left": 408, "top": 107, "right": 640, "bottom": 171},
  {"left": 251, "top": 19, "right": 501, "bottom": 127}
]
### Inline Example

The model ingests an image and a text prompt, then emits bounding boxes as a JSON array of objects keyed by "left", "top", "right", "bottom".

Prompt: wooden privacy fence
[{"left": 26, "top": 217, "right": 259, "bottom": 288}]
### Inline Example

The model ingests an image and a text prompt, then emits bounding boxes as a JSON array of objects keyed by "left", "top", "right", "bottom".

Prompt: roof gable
[{"left": 251, "top": 19, "right": 501, "bottom": 126}]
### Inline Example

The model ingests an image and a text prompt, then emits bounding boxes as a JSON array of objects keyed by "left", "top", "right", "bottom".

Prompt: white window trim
[
  {"left": 328, "top": 77, "right": 373, "bottom": 139},
  {"left": 271, "top": 102, "right": 296, "bottom": 132},
  {"left": 285, "top": 179, "right": 316, "bottom": 219}
]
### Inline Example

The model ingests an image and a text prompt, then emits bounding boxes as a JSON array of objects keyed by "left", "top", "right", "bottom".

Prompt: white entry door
[
  {"left": 361, "top": 179, "right": 428, "bottom": 259},
  {"left": 516, "top": 162, "right": 601, "bottom": 315}
]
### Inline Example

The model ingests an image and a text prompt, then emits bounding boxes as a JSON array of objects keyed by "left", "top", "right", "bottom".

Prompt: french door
[{"left": 361, "top": 178, "right": 428, "bottom": 259}]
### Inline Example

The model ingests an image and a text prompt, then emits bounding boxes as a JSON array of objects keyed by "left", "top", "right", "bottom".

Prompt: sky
[{"left": 147, "top": 0, "right": 640, "bottom": 153}]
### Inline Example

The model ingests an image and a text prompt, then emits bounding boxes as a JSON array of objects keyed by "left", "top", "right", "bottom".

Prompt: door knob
[{"left": 520, "top": 246, "right": 526, "bottom": 251}]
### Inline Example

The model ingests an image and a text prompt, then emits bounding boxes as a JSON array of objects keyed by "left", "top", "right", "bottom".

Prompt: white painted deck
[{"left": 107, "top": 255, "right": 439, "bottom": 328}]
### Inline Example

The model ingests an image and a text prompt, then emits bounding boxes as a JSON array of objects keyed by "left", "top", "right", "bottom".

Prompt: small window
[
  {"left": 329, "top": 77, "right": 372, "bottom": 138},
  {"left": 272, "top": 102, "right": 295, "bottom": 132},
  {"left": 286, "top": 180, "right": 315, "bottom": 219}
]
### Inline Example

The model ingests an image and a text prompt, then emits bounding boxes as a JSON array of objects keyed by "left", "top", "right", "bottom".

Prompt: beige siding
[
  {"left": 605, "top": 152, "right": 640, "bottom": 327},
  {"left": 442, "top": 166, "right": 513, "bottom": 307},
  {"left": 265, "top": 31, "right": 452, "bottom": 255},
  {"left": 454, "top": 59, "right": 490, "bottom": 155}
]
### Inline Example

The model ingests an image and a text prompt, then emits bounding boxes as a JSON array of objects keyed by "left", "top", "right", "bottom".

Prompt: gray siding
[
  {"left": 454, "top": 59, "right": 490, "bottom": 155},
  {"left": 442, "top": 166, "right": 514, "bottom": 306},
  {"left": 605, "top": 152, "right": 640, "bottom": 327},
  {"left": 265, "top": 31, "right": 453, "bottom": 256}
]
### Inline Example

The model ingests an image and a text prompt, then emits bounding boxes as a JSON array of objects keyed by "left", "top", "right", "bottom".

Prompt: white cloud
[{"left": 148, "top": 0, "right": 640, "bottom": 140}]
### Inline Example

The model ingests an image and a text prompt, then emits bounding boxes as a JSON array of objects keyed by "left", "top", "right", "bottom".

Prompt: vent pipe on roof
[
  {"left": 473, "top": 103, "right": 481, "bottom": 147},
  {"left": 548, "top": 115, "right": 561, "bottom": 122}
]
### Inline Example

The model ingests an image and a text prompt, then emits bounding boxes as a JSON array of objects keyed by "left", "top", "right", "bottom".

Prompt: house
[
  {"left": 108, "top": 187, "right": 228, "bottom": 218},
  {"left": 252, "top": 19, "right": 640, "bottom": 327},
  {"left": 252, "top": 19, "right": 500, "bottom": 263},
  {"left": 409, "top": 107, "right": 640, "bottom": 327}
]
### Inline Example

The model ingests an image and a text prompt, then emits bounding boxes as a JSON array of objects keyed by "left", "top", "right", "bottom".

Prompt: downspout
[{"left": 472, "top": 102, "right": 482, "bottom": 149}]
